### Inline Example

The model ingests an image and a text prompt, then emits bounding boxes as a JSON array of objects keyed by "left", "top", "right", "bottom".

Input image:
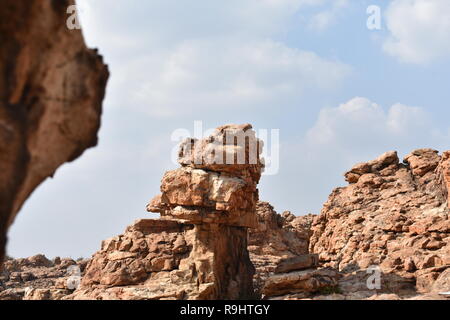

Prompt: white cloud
[
  {"left": 306, "top": 97, "right": 431, "bottom": 150},
  {"left": 129, "top": 39, "right": 350, "bottom": 117},
  {"left": 77, "top": 0, "right": 328, "bottom": 49},
  {"left": 383, "top": 0, "right": 450, "bottom": 64},
  {"left": 307, "top": 0, "right": 349, "bottom": 31},
  {"left": 76, "top": 0, "right": 350, "bottom": 117}
]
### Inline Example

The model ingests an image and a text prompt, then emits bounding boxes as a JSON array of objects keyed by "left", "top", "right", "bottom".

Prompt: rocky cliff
[
  {"left": 308, "top": 149, "right": 450, "bottom": 298},
  {"left": 0, "top": 0, "right": 109, "bottom": 265}
]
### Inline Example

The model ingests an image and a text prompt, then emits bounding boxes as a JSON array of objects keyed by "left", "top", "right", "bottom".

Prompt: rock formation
[
  {"left": 0, "top": 200, "right": 325, "bottom": 300},
  {"left": 0, "top": 0, "right": 109, "bottom": 265},
  {"left": 69, "top": 124, "right": 264, "bottom": 300},
  {"left": 2, "top": 148, "right": 449, "bottom": 300},
  {"left": 250, "top": 204, "right": 340, "bottom": 300},
  {"left": 310, "top": 149, "right": 450, "bottom": 296},
  {"left": 0, "top": 255, "right": 88, "bottom": 300},
  {"left": 249, "top": 202, "right": 315, "bottom": 291}
]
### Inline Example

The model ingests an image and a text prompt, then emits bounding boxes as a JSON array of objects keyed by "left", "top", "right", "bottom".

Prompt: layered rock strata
[
  {"left": 249, "top": 202, "right": 315, "bottom": 292},
  {"left": 71, "top": 124, "right": 264, "bottom": 299}
]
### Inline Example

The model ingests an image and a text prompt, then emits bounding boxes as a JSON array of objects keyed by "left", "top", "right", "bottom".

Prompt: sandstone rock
[
  {"left": 23, "top": 288, "right": 70, "bottom": 300},
  {"left": 0, "top": 0, "right": 109, "bottom": 265},
  {"left": 0, "top": 255, "right": 86, "bottom": 300},
  {"left": 407, "top": 293, "right": 449, "bottom": 300},
  {"left": 311, "top": 149, "right": 450, "bottom": 296},
  {"left": 366, "top": 293, "right": 401, "bottom": 300},
  {"left": 248, "top": 202, "right": 313, "bottom": 292},
  {"left": 0, "top": 288, "right": 25, "bottom": 300},
  {"left": 431, "top": 268, "right": 450, "bottom": 293},
  {"left": 262, "top": 268, "right": 339, "bottom": 298},
  {"left": 404, "top": 149, "right": 440, "bottom": 177},
  {"left": 274, "top": 254, "right": 319, "bottom": 274},
  {"left": 71, "top": 124, "right": 264, "bottom": 300},
  {"left": 344, "top": 151, "right": 399, "bottom": 184},
  {"left": 4, "top": 147, "right": 450, "bottom": 301},
  {"left": 438, "top": 151, "right": 450, "bottom": 205},
  {"left": 80, "top": 219, "right": 194, "bottom": 289},
  {"left": 337, "top": 269, "right": 416, "bottom": 297},
  {"left": 177, "top": 124, "right": 264, "bottom": 183}
]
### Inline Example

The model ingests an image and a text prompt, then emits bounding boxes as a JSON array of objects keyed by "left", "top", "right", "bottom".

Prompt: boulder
[{"left": 311, "top": 149, "right": 450, "bottom": 296}]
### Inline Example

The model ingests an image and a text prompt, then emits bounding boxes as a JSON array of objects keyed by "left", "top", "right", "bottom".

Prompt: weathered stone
[
  {"left": 68, "top": 124, "right": 263, "bottom": 300},
  {"left": 311, "top": 149, "right": 450, "bottom": 297},
  {"left": 178, "top": 124, "right": 264, "bottom": 183},
  {"left": 404, "top": 149, "right": 440, "bottom": 177},
  {"left": 4, "top": 147, "right": 450, "bottom": 301},
  {"left": 0, "top": 255, "right": 86, "bottom": 300},
  {"left": 248, "top": 202, "right": 313, "bottom": 293},
  {"left": 0, "top": 0, "right": 109, "bottom": 265},
  {"left": 274, "top": 254, "right": 319, "bottom": 274},
  {"left": 262, "top": 269, "right": 339, "bottom": 298},
  {"left": 438, "top": 151, "right": 450, "bottom": 205}
]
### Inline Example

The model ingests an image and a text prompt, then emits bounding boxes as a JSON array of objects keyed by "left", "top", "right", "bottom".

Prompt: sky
[{"left": 7, "top": 0, "right": 450, "bottom": 259}]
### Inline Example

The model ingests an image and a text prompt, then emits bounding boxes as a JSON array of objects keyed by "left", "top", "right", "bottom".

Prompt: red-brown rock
[
  {"left": 0, "top": 0, "right": 109, "bottom": 265},
  {"left": 71, "top": 124, "right": 264, "bottom": 300},
  {"left": 310, "top": 149, "right": 450, "bottom": 296}
]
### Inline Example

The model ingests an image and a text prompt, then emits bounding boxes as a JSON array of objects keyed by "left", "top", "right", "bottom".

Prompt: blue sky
[{"left": 8, "top": 0, "right": 450, "bottom": 258}]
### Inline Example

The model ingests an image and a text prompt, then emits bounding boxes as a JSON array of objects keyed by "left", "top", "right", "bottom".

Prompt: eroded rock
[
  {"left": 0, "top": 0, "right": 109, "bottom": 265},
  {"left": 0, "top": 255, "right": 87, "bottom": 300},
  {"left": 310, "top": 149, "right": 450, "bottom": 296},
  {"left": 262, "top": 268, "right": 339, "bottom": 298},
  {"left": 248, "top": 202, "right": 314, "bottom": 292},
  {"left": 70, "top": 124, "right": 264, "bottom": 300}
]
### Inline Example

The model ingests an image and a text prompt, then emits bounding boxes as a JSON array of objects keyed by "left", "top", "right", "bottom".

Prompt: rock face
[
  {"left": 0, "top": 0, "right": 109, "bottom": 265},
  {"left": 310, "top": 149, "right": 450, "bottom": 295},
  {"left": 249, "top": 203, "right": 338, "bottom": 300},
  {"left": 248, "top": 202, "right": 315, "bottom": 291},
  {"left": 71, "top": 124, "right": 264, "bottom": 300}
]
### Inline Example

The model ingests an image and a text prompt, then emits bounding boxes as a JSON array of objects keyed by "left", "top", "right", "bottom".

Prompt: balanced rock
[{"left": 71, "top": 124, "right": 264, "bottom": 300}]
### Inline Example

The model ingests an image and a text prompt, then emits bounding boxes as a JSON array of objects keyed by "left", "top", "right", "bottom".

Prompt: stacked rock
[
  {"left": 147, "top": 124, "right": 264, "bottom": 299},
  {"left": 74, "top": 124, "right": 264, "bottom": 300},
  {"left": 310, "top": 149, "right": 450, "bottom": 294}
]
